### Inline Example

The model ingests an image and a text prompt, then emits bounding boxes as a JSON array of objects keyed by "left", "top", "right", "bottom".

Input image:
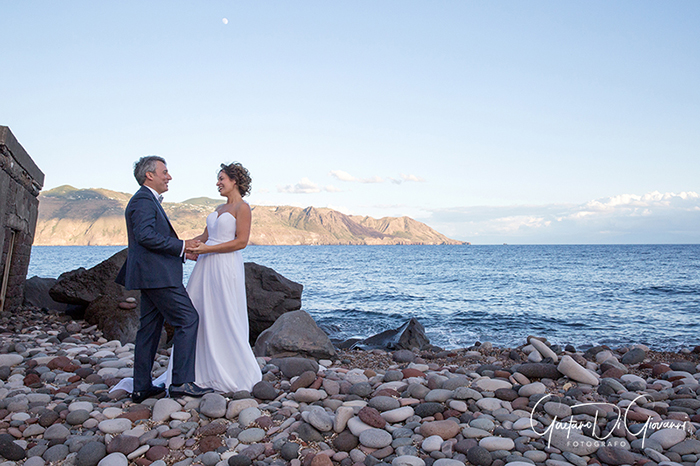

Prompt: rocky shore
[{"left": 0, "top": 307, "right": 698, "bottom": 466}]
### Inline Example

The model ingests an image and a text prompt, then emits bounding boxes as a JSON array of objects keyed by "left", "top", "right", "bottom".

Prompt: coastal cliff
[{"left": 34, "top": 186, "right": 467, "bottom": 246}]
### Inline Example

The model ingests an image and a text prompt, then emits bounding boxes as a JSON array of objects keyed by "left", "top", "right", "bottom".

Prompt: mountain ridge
[{"left": 34, "top": 185, "right": 468, "bottom": 246}]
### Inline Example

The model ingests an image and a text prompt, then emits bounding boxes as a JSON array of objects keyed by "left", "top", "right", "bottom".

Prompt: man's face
[{"left": 145, "top": 161, "right": 172, "bottom": 194}]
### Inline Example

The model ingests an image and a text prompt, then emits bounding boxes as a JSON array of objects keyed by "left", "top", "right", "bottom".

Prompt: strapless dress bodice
[{"left": 206, "top": 211, "right": 237, "bottom": 245}]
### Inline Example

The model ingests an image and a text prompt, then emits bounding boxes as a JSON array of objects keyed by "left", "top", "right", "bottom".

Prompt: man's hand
[
  {"left": 185, "top": 239, "right": 201, "bottom": 250},
  {"left": 185, "top": 252, "right": 199, "bottom": 261}
]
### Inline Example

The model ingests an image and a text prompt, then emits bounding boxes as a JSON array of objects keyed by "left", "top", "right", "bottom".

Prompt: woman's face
[{"left": 216, "top": 171, "right": 237, "bottom": 197}]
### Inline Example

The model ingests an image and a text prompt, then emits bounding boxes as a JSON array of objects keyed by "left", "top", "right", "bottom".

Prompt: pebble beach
[{"left": 0, "top": 307, "right": 699, "bottom": 466}]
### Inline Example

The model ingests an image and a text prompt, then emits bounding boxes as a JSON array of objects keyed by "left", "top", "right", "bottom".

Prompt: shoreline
[
  {"left": 26, "top": 244, "right": 700, "bottom": 354},
  {"left": 0, "top": 306, "right": 698, "bottom": 466}
]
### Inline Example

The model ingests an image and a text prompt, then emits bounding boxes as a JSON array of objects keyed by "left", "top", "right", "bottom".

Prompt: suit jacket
[{"left": 116, "top": 186, "right": 184, "bottom": 290}]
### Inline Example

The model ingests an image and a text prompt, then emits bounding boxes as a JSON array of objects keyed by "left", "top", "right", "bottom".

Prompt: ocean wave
[{"left": 30, "top": 244, "right": 700, "bottom": 351}]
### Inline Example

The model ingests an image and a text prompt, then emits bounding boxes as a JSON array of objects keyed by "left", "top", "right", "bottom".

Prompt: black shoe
[
  {"left": 132, "top": 385, "right": 166, "bottom": 403},
  {"left": 168, "top": 382, "right": 214, "bottom": 398}
]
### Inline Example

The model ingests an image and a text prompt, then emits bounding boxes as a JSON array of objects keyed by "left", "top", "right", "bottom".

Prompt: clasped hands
[{"left": 184, "top": 239, "right": 207, "bottom": 261}]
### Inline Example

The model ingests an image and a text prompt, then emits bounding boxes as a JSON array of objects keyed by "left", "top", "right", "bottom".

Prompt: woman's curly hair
[{"left": 220, "top": 162, "right": 252, "bottom": 197}]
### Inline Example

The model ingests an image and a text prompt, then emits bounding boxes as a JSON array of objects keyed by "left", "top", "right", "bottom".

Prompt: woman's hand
[{"left": 187, "top": 243, "right": 212, "bottom": 254}]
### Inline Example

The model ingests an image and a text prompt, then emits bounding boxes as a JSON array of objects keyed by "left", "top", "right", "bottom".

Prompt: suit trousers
[{"left": 133, "top": 285, "right": 199, "bottom": 391}]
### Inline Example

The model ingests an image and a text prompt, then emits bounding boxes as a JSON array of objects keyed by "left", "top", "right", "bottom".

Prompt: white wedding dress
[
  {"left": 112, "top": 211, "right": 262, "bottom": 395},
  {"left": 155, "top": 211, "right": 263, "bottom": 392}
]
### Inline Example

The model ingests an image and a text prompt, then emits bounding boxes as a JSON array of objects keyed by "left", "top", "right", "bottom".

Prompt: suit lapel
[
  {"left": 157, "top": 199, "right": 178, "bottom": 237},
  {"left": 140, "top": 186, "right": 178, "bottom": 237}
]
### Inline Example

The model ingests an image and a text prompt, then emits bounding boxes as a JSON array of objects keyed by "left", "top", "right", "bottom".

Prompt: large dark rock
[
  {"left": 22, "top": 276, "right": 70, "bottom": 311},
  {"left": 50, "top": 249, "right": 136, "bottom": 306},
  {"left": 48, "top": 253, "right": 302, "bottom": 346},
  {"left": 49, "top": 249, "right": 139, "bottom": 343},
  {"left": 245, "top": 262, "right": 303, "bottom": 343},
  {"left": 254, "top": 310, "right": 336, "bottom": 359},
  {"left": 85, "top": 295, "right": 139, "bottom": 345},
  {"left": 353, "top": 317, "right": 430, "bottom": 351}
]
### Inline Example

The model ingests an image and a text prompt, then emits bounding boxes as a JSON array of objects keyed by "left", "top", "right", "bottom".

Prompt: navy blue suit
[{"left": 117, "top": 186, "right": 198, "bottom": 391}]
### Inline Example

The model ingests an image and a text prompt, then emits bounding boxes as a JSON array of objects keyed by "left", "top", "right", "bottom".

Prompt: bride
[{"left": 156, "top": 162, "right": 262, "bottom": 393}]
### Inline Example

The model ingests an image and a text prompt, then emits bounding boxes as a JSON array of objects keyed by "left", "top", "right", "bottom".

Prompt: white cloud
[
  {"left": 277, "top": 178, "right": 321, "bottom": 194},
  {"left": 329, "top": 170, "right": 356, "bottom": 182},
  {"left": 401, "top": 173, "right": 425, "bottom": 182},
  {"left": 563, "top": 191, "right": 700, "bottom": 220},
  {"left": 596, "top": 191, "right": 698, "bottom": 207},
  {"left": 277, "top": 179, "right": 343, "bottom": 194},
  {"left": 428, "top": 191, "right": 700, "bottom": 244},
  {"left": 329, "top": 170, "right": 383, "bottom": 183},
  {"left": 329, "top": 170, "right": 425, "bottom": 185},
  {"left": 486, "top": 215, "right": 552, "bottom": 233}
]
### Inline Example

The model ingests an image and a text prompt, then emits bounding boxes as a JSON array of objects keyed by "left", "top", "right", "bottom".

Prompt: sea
[{"left": 27, "top": 244, "right": 700, "bottom": 352}]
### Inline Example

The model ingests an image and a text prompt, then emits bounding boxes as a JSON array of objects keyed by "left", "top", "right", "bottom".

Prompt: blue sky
[{"left": 2, "top": 1, "right": 699, "bottom": 243}]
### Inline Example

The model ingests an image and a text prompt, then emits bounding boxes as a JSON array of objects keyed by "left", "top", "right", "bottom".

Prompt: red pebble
[
  {"left": 23, "top": 374, "right": 42, "bottom": 387},
  {"left": 145, "top": 445, "right": 169, "bottom": 461},
  {"left": 309, "top": 377, "right": 323, "bottom": 390},
  {"left": 47, "top": 356, "right": 72, "bottom": 370},
  {"left": 198, "top": 435, "right": 222, "bottom": 453},
  {"left": 118, "top": 409, "right": 150, "bottom": 422},
  {"left": 358, "top": 406, "right": 386, "bottom": 428},
  {"left": 310, "top": 454, "right": 333, "bottom": 466},
  {"left": 402, "top": 368, "right": 426, "bottom": 378},
  {"left": 161, "top": 429, "right": 182, "bottom": 438},
  {"left": 652, "top": 364, "right": 671, "bottom": 376}
]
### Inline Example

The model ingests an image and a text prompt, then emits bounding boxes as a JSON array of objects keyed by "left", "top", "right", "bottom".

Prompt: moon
[{"left": 222, "top": 18, "right": 228, "bottom": 25}]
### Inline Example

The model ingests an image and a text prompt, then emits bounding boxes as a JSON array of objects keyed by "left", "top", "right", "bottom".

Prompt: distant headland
[{"left": 34, "top": 186, "right": 469, "bottom": 246}]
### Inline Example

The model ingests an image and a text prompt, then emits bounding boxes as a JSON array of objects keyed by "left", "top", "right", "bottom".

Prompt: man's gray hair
[{"left": 134, "top": 156, "right": 166, "bottom": 186}]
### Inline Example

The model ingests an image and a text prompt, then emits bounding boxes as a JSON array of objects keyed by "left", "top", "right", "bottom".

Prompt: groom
[{"left": 117, "top": 156, "right": 213, "bottom": 402}]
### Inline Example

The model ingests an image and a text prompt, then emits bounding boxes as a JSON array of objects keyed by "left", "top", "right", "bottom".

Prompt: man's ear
[{"left": 145, "top": 171, "right": 155, "bottom": 182}]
